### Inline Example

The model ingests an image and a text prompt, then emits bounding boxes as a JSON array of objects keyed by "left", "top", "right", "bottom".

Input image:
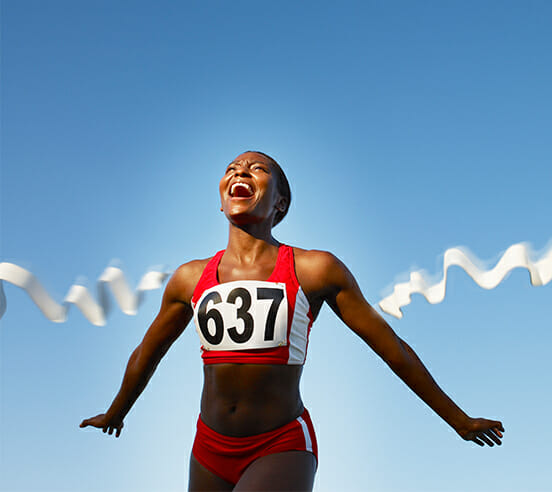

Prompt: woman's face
[{"left": 219, "top": 151, "right": 285, "bottom": 227}]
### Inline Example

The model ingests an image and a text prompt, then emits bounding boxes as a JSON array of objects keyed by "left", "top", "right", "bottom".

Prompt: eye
[
  {"left": 252, "top": 165, "right": 269, "bottom": 173},
  {"left": 226, "top": 165, "right": 236, "bottom": 173}
]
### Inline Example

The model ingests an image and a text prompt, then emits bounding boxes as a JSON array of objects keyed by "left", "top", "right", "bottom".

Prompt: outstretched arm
[
  {"left": 80, "top": 262, "right": 200, "bottom": 437},
  {"left": 317, "top": 252, "right": 504, "bottom": 446}
]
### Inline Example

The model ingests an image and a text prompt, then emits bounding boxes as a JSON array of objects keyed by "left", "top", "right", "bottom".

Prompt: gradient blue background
[{"left": 1, "top": 1, "right": 551, "bottom": 491}]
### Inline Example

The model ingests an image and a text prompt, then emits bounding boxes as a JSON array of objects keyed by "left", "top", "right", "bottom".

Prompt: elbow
[
  {"left": 129, "top": 344, "right": 153, "bottom": 372},
  {"left": 385, "top": 354, "right": 410, "bottom": 373},
  {"left": 383, "top": 341, "right": 413, "bottom": 372}
]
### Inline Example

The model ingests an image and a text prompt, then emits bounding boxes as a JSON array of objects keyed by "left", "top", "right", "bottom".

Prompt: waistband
[{"left": 197, "top": 408, "right": 313, "bottom": 446}]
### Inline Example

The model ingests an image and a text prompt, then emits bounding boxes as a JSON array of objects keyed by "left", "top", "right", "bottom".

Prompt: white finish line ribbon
[
  {"left": 2, "top": 241, "right": 551, "bottom": 325},
  {"left": 378, "top": 242, "right": 552, "bottom": 319},
  {"left": 0, "top": 263, "right": 171, "bottom": 326}
]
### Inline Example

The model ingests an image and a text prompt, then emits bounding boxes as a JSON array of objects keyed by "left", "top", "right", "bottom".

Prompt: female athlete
[{"left": 80, "top": 151, "right": 504, "bottom": 491}]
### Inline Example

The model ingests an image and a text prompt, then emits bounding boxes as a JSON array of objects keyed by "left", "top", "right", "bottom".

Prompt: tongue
[{"left": 234, "top": 186, "right": 252, "bottom": 197}]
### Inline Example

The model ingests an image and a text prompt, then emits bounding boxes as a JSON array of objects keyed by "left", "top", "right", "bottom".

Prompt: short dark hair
[{"left": 247, "top": 151, "right": 291, "bottom": 226}]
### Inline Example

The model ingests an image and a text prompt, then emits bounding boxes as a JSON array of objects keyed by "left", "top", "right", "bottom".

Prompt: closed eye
[{"left": 252, "top": 164, "right": 269, "bottom": 173}]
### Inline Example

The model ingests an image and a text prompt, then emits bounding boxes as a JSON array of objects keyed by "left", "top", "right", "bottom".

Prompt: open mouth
[{"left": 230, "top": 182, "right": 254, "bottom": 198}]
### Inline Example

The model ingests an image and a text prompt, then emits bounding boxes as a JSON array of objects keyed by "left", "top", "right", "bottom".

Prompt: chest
[
  {"left": 217, "top": 259, "right": 277, "bottom": 284},
  {"left": 217, "top": 255, "right": 322, "bottom": 319},
  {"left": 193, "top": 279, "right": 290, "bottom": 351}
]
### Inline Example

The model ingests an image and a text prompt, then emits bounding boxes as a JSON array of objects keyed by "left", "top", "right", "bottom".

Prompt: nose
[{"left": 233, "top": 165, "right": 252, "bottom": 177}]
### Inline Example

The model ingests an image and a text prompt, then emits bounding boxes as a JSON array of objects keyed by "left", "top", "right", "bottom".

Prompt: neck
[{"left": 225, "top": 223, "right": 280, "bottom": 262}]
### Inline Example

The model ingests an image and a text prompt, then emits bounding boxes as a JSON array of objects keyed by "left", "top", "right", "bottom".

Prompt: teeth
[{"left": 230, "top": 182, "right": 253, "bottom": 196}]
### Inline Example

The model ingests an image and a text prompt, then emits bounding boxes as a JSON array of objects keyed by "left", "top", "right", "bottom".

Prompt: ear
[{"left": 275, "top": 196, "right": 287, "bottom": 212}]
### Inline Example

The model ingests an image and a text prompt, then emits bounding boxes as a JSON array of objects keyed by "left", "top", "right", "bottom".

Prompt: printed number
[
  {"left": 226, "top": 288, "right": 254, "bottom": 343},
  {"left": 197, "top": 291, "right": 224, "bottom": 344},
  {"left": 257, "top": 288, "right": 285, "bottom": 340},
  {"left": 197, "top": 287, "right": 285, "bottom": 345}
]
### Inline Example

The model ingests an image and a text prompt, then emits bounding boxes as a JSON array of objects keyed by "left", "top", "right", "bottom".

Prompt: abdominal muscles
[{"left": 200, "top": 363, "right": 304, "bottom": 437}]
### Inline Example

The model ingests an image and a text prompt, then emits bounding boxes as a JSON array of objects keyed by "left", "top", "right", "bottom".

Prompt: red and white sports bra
[{"left": 191, "top": 245, "right": 314, "bottom": 365}]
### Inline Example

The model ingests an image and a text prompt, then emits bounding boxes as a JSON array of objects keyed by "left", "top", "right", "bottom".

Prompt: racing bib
[{"left": 193, "top": 280, "right": 288, "bottom": 351}]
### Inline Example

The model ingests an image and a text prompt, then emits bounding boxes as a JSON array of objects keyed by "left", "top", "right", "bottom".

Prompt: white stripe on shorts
[{"left": 297, "top": 416, "right": 313, "bottom": 453}]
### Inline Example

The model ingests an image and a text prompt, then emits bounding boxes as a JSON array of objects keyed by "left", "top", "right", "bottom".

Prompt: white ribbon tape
[
  {"left": 2, "top": 240, "right": 550, "bottom": 325},
  {"left": 378, "top": 241, "right": 552, "bottom": 319},
  {"left": 0, "top": 263, "right": 171, "bottom": 326}
]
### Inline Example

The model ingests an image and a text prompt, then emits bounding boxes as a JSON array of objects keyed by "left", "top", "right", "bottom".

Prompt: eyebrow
[{"left": 227, "top": 160, "right": 270, "bottom": 167}]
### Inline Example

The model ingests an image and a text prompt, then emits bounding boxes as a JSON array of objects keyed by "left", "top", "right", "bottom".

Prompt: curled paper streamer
[
  {"left": 0, "top": 262, "right": 171, "bottom": 326},
  {"left": 379, "top": 242, "right": 552, "bottom": 319}
]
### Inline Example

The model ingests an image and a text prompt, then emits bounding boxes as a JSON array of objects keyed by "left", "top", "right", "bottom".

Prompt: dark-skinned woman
[{"left": 81, "top": 151, "right": 504, "bottom": 491}]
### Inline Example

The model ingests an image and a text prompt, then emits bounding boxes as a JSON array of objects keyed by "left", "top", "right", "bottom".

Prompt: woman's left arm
[{"left": 315, "top": 251, "right": 504, "bottom": 447}]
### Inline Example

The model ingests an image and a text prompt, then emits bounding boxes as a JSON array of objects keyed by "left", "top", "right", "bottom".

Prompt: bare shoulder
[
  {"left": 164, "top": 257, "right": 212, "bottom": 305},
  {"left": 292, "top": 247, "right": 341, "bottom": 270},
  {"left": 292, "top": 247, "right": 351, "bottom": 294}
]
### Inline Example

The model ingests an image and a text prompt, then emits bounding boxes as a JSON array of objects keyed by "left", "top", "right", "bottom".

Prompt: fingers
[
  {"left": 488, "top": 427, "right": 503, "bottom": 445},
  {"left": 102, "top": 425, "right": 123, "bottom": 437},
  {"left": 489, "top": 420, "right": 505, "bottom": 434},
  {"left": 485, "top": 422, "right": 505, "bottom": 446},
  {"left": 80, "top": 415, "right": 123, "bottom": 437},
  {"left": 478, "top": 433, "right": 495, "bottom": 447},
  {"left": 471, "top": 425, "right": 505, "bottom": 447}
]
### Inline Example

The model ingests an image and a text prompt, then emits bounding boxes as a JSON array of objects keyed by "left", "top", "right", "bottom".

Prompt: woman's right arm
[{"left": 79, "top": 261, "right": 203, "bottom": 437}]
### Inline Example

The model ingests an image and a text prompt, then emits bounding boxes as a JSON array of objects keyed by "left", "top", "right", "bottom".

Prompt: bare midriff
[{"left": 200, "top": 363, "right": 304, "bottom": 437}]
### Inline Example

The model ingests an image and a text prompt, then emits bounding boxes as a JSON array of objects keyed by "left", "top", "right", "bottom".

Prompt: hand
[
  {"left": 456, "top": 417, "right": 504, "bottom": 447},
  {"left": 80, "top": 413, "right": 124, "bottom": 438}
]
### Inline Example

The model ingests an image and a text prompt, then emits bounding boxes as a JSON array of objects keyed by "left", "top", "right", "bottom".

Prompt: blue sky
[{"left": 1, "top": 1, "right": 551, "bottom": 491}]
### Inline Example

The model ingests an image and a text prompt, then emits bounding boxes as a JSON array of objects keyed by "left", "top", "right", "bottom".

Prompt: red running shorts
[{"left": 192, "top": 408, "right": 318, "bottom": 484}]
